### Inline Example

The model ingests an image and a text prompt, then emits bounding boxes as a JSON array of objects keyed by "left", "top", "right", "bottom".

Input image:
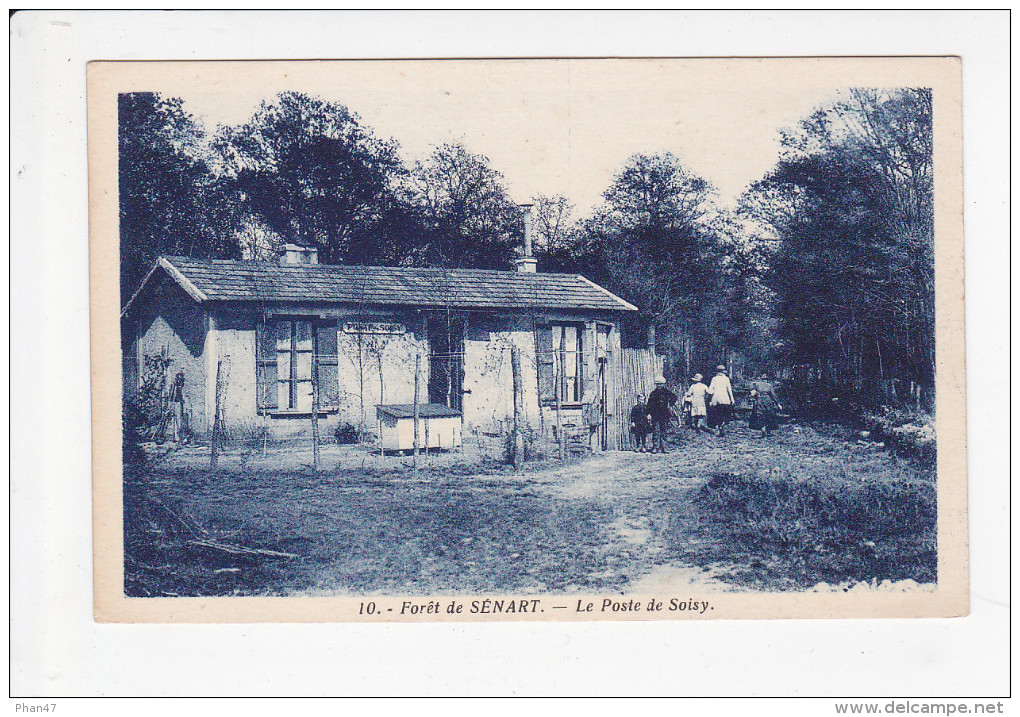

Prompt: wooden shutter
[
  {"left": 315, "top": 320, "right": 339, "bottom": 409},
  {"left": 255, "top": 319, "right": 278, "bottom": 412},
  {"left": 535, "top": 321, "right": 554, "bottom": 405},
  {"left": 584, "top": 321, "right": 599, "bottom": 401}
]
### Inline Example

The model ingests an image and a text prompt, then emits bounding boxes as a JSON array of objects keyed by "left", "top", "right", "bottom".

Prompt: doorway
[{"left": 427, "top": 313, "right": 465, "bottom": 412}]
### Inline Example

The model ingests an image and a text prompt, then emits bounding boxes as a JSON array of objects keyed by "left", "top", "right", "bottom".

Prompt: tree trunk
[{"left": 511, "top": 345, "right": 524, "bottom": 468}]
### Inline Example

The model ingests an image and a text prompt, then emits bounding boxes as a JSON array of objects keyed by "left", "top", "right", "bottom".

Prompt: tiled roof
[{"left": 144, "top": 256, "right": 637, "bottom": 313}]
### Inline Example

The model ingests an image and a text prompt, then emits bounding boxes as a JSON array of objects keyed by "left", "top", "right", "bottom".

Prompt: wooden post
[
  {"left": 556, "top": 339, "right": 566, "bottom": 461},
  {"left": 311, "top": 347, "right": 321, "bottom": 473},
  {"left": 413, "top": 352, "right": 421, "bottom": 476},
  {"left": 261, "top": 411, "right": 268, "bottom": 456},
  {"left": 424, "top": 402, "right": 430, "bottom": 459},
  {"left": 210, "top": 359, "right": 224, "bottom": 470},
  {"left": 511, "top": 345, "right": 524, "bottom": 468}
]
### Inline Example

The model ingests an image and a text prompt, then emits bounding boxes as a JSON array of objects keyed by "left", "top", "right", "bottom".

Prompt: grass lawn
[{"left": 124, "top": 422, "right": 936, "bottom": 597}]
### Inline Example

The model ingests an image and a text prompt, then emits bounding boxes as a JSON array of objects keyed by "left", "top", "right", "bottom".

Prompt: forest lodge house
[{"left": 121, "top": 239, "right": 648, "bottom": 451}]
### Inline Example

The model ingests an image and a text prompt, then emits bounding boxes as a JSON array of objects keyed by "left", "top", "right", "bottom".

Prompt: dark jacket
[
  {"left": 646, "top": 386, "right": 678, "bottom": 422},
  {"left": 630, "top": 403, "right": 650, "bottom": 432}
]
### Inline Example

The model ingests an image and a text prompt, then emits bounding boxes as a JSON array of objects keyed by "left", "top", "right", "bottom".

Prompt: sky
[{"left": 145, "top": 59, "right": 909, "bottom": 214}]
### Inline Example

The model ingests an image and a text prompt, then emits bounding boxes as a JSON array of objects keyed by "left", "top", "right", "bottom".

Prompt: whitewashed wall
[
  {"left": 461, "top": 314, "right": 541, "bottom": 434},
  {"left": 130, "top": 279, "right": 209, "bottom": 433},
  {"left": 336, "top": 320, "right": 429, "bottom": 435},
  {"left": 137, "top": 300, "right": 628, "bottom": 446}
]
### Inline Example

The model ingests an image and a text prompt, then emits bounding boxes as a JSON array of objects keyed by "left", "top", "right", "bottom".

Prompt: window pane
[
  {"left": 564, "top": 353, "right": 577, "bottom": 378},
  {"left": 277, "top": 351, "right": 291, "bottom": 381},
  {"left": 294, "top": 351, "right": 313, "bottom": 381},
  {"left": 278, "top": 381, "right": 291, "bottom": 410},
  {"left": 276, "top": 321, "right": 292, "bottom": 352},
  {"left": 296, "top": 380, "right": 313, "bottom": 412},
  {"left": 564, "top": 325, "right": 577, "bottom": 352},
  {"left": 295, "top": 321, "right": 313, "bottom": 351}
]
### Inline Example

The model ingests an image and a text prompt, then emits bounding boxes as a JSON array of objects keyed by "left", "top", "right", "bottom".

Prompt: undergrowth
[{"left": 671, "top": 470, "right": 937, "bottom": 590}]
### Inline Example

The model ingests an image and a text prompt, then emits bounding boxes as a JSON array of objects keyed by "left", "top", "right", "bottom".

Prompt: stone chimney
[
  {"left": 280, "top": 243, "right": 318, "bottom": 265},
  {"left": 515, "top": 203, "right": 537, "bottom": 273}
]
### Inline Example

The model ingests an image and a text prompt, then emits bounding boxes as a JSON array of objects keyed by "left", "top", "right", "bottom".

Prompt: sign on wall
[{"left": 343, "top": 321, "right": 406, "bottom": 335}]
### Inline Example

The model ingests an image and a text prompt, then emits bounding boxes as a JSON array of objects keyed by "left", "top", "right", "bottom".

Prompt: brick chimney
[
  {"left": 515, "top": 203, "right": 537, "bottom": 273},
  {"left": 280, "top": 243, "right": 318, "bottom": 265}
]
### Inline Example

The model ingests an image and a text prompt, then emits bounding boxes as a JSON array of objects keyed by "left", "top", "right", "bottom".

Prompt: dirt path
[
  {"left": 511, "top": 424, "right": 928, "bottom": 593},
  {"left": 523, "top": 439, "right": 747, "bottom": 592}
]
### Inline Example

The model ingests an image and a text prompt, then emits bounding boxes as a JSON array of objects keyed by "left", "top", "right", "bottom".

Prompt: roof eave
[
  {"left": 575, "top": 275, "right": 639, "bottom": 312},
  {"left": 209, "top": 297, "right": 635, "bottom": 312},
  {"left": 120, "top": 256, "right": 209, "bottom": 318}
]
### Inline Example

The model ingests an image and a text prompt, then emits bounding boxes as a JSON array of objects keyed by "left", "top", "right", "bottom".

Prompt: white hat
[{"left": 654, "top": 375, "right": 666, "bottom": 384}]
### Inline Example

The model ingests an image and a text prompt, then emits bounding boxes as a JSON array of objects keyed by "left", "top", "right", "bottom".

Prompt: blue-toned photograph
[{"left": 117, "top": 61, "right": 938, "bottom": 599}]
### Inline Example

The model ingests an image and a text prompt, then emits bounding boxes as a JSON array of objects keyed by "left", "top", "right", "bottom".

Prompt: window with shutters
[
  {"left": 256, "top": 318, "right": 338, "bottom": 414},
  {"left": 537, "top": 322, "right": 583, "bottom": 406}
]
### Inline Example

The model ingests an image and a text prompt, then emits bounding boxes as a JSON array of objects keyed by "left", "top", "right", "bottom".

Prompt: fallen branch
[
  {"left": 187, "top": 539, "right": 299, "bottom": 560},
  {"left": 152, "top": 498, "right": 209, "bottom": 539}
]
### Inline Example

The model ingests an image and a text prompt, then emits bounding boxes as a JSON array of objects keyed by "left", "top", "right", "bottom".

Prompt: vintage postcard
[{"left": 90, "top": 57, "right": 966, "bottom": 622}]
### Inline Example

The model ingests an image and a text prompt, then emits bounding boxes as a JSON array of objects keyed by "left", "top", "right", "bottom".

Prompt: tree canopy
[
  {"left": 119, "top": 92, "right": 242, "bottom": 301},
  {"left": 221, "top": 92, "right": 406, "bottom": 267},
  {"left": 406, "top": 142, "right": 523, "bottom": 269},
  {"left": 746, "top": 88, "right": 934, "bottom": 396},
  {"left": 120, "top": 87, "right": 936, "bottom": 409}
]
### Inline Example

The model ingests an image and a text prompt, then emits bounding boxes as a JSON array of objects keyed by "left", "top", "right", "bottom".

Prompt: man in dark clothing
[
  {"left": 646, "top": 376, "right": 678, "bottom": 454},
  {"left": 629, "top": 394, "right": 651, "bottom": 451}
]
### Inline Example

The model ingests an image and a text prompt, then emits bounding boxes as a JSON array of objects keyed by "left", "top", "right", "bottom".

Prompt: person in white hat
[
  {"left": 683, "top": 373, "right": 711, "bottom": 433},
  {"left": 646, "top": 375, "right": 677, "bottom": 453},
  {"left": 707, "top": 364, "right": 736, "bottom": 436}
]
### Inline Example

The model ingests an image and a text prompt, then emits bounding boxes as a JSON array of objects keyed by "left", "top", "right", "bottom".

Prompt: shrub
[
  {"left": 334, "top": 422, "right": 361, "bottom": 445},
  {"left": 864, "top": 407, "right": 937, "bottom": 466},
  {"left": 682, "top": 471, "right": 937, "bottom": 588},
  {"left": 126, "top": 353, "right": 174, "bottom": 440}
]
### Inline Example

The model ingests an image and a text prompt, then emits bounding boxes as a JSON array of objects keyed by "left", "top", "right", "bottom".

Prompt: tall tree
[
  {"left": 531, "top": 193, "right": 576, "bottom": 252},
  {"left": 222, "top": 92, "right": 408, "bottom": 266},
  {"left": 119, "top": 92, "right": 240, "bottom": 301},
  {"left": 748, "top": 88, "right": 934, "bottom": 401},
  {"left": 407, "top": 143, "right": 523, "bottom": 269},
  {"left": 583, "top": 152, "right": 728, "bottom": 373}
]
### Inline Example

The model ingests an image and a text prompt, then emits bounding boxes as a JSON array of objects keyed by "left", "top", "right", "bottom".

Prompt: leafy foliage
[
  {"left": 119, "top": 92, "right": 243, "bottom": 301},
  {"left": 539, "top": 152, "right": 736, "bottom": 373},
  {"left": 222, "top": 92, "right": 408, "bottom": 266},
  {"left": 406, "top": 142, "right": 523, "bottom": 269},
  {"left": 745, "top": 88, "right": 934, "bottom": 401},
  {"left": 120, "top": 87, "right": 935, "bottom": 411}
]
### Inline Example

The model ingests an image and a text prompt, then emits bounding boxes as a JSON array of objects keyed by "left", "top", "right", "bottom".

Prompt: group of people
[{"left": 629, "top": 366, "right": 783, "bottom": 453}]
